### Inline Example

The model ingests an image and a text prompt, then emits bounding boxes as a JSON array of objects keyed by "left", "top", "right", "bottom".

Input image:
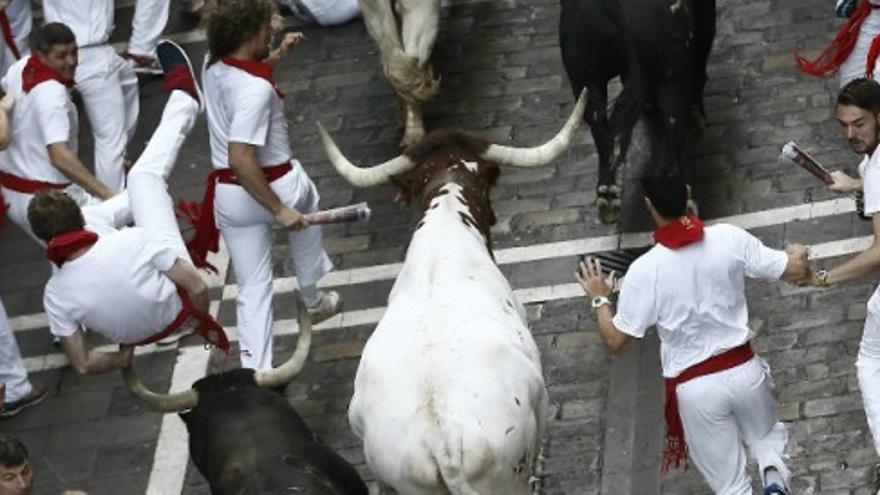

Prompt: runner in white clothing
[
  {"left": 188, "top": 0, "right": 340, "bottom": 371},
  {"left": 26, "top": 40, "right": 223, "bottom": 375},
  {"left": 577, "top": 175, "right": 810, "bottom": 495},
  {"left": 277, "top": 0, "right": 360, "bottom": 26},
  {"left": 125, "top": 0, "right": 208, "bottom": 74},
  {"left": 809, "top": 77, "right": 880, "bottom": 493},
  {"left": 42, "top": 1, "right": 139, "bottom": 192},
  {"left": 0, "top": 0, "right": 30, "bottom": 79},
  {"left": 0, "top": 23, "right": 115, "bottom": 245}
]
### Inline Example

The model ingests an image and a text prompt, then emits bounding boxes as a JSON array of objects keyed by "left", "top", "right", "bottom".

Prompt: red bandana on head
[
  {"left": 22, "top": 55, "right": 74, "bottom": 93},
  {"left": 46, "top": 230, "right": 98, "bottom": 267},
  {"left": 653, "top": 215, "right": 704, "bottom": 249},
  {"left": 220, "top": 56, "right": 284, "bottom": 98}
]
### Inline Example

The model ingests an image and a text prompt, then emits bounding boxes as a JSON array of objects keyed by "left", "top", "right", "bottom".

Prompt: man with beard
[
  {"left": 187, "top": 0, "right": 341, "bottom": 371},
  {"left": 812, "top": 77, "right": 880, "bottom": 492}
]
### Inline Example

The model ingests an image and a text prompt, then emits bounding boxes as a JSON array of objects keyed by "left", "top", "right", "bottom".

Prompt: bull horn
[
  {"left": 254, "top": 291, "right": 313, "bottom": 389},
  {"left": 481, "top": 88, "right": 587, "bottom": 167},
  {"left": 317, "top": 121, "right": 416, "bottom": 187},
  {"left": 122, "top": 364, "right": 199, "bottom": 413}
]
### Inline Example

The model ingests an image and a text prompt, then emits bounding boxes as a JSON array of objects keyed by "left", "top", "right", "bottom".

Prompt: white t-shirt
[
  {"left": 613, "top": 223, "right": 787, "bottom": 377},
  {"left": 203, "top": 60, "right": 292, "bottom": 169},
  {"left": 859, "top": 146, "right": 880, "bottom": 358},
  {"left": 42, "top": 0, "right": 113, "bottom": 47},
  {"left": 0, "top": 56, "right": 77, "bottom": 183},
  {"left": 43, "top": 210, "right": 187, "bottom": 344},
  {"left": 839, "top": 1, "right": 880, "bottom": 87}
]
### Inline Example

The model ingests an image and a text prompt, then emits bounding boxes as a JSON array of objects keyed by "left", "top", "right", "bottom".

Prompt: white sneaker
[{"left": 306, "top": 290, "right": 342, "bottom": 324}]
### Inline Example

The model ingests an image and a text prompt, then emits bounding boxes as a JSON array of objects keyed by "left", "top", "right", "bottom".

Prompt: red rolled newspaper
[
  {"left": 304, "top": 202, "right": 371, "bottom": 225},
  {"left": 780, "top": 141, "right": 834, "bottom": 185}
]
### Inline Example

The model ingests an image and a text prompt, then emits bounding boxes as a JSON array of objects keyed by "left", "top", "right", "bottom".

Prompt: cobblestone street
[{"left": 2, "top": 0, "right": 880, "bottom": 493}]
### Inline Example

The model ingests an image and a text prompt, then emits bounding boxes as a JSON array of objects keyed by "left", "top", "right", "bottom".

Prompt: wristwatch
[
  {"left": 591, "top": 295, "right": 612, "bottom": 310},
  {"left": 814, "top": 270, "right": 829, "bottom": 288}
]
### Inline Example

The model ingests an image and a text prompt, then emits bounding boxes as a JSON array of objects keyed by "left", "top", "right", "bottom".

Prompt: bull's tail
[
  {"left": 608, "top": 42, "right": 647, "bottom": 148},
  {"left": 427, "top": 424, "right": 483, "bottom": 495}
]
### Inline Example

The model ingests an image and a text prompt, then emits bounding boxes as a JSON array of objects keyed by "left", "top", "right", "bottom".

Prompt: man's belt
[
  {"left": 133, "top": 285, "right": 230, "bottom": 351},
  {"left": 0, "top": 170, "right": 70, "bottom": 193},
  {"left": 177, "top": 161, "right": 294, "bottom": 273},
  {"left": 661, "top": 342, "right": 755, "bottom": 471},
  {"left": 0, "top": 170, "right": 71, "bottom": 226}
]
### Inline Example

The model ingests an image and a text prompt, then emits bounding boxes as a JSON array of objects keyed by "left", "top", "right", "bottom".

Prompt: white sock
[
  {"left": 301, "top": 285, "right": 319, "bottom": 307},
  {"left": 764, "top": 467, "right": 784, "bottom": 489}
]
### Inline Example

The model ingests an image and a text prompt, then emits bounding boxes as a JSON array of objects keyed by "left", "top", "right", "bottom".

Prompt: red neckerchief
[
  {"left": 22, "top": 55, "right": 74, "bottom": 93},
  {"left": 46, "top": 230, "right": 98, "bottom": 267},
  {"left": 220, "top": 56, "right": 283, "bottom": 98},
  {"left": 653, "top": 215, "right": 704, "bottom": 249}
]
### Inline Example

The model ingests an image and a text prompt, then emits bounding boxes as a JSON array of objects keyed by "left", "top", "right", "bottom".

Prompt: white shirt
[
  {"left": 203, "top": 60, "right": 292, "bottom": 169},
  {"left": 0, "top": 56, "right": 77, "bottom": 183},
  {"left": 289, "top": 0, "right": 360, "bottom": 25},
  {"left": 859, "top": 146, "right": 880, "bottom": 358},
  {"left": 613, "top": 224, "right": 787, "bottom": 377},
  {"left": 839, "top": 0, "right": 880, "bottom": 87},
  {"left": 43, "top": 209, "right": 188, "bottom": 344},
  {"left": 41, "top": 0, "right": 113, "bottom": 47}
]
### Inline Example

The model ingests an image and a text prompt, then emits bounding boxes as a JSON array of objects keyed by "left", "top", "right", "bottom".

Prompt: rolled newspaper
[
  {"left": 780, "top": 141, "right": 834, "bottom": 185},
  {"left": 304, "top": 202, "right": 371, "bottom": 225}
]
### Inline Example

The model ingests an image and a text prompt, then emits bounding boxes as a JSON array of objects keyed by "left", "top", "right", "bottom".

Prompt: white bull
[
  {"left": 359, "top": 0, "right": 441, "bottom": 147},
  {"left": 317, "top": 92, "right": 587, "bottom": 493}
]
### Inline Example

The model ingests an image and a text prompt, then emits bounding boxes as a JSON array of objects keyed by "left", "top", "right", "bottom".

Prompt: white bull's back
[{"left": 349, "top": 191, "right": 548, "bottom": 493}]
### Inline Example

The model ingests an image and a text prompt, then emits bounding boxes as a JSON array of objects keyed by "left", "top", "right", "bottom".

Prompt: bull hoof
[{"left": 596, "top": 185, "right": 622, "bottom": 224}]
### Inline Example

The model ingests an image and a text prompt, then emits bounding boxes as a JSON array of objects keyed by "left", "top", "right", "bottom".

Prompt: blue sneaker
[
  {"left": 763, "top": 483, "right": 789, "bottom": 495},
  {"left": 0, "top": 384, "right": 47, "bottom": 418},
  {"left": 156, "top": 40, "right": 203, "bottom": 111}
]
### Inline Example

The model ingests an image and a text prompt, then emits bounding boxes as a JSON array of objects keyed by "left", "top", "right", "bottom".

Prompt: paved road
[{"left": 1, "top": 0, "right": 878, "bottom": 494}]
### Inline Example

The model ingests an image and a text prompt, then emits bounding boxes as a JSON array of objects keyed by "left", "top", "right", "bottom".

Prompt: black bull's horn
[
  {"left": 122, "top": 292, "right": 314, "bottom": 413},
  {"left": 317, "top": 88, "right": 588, "bottom": 188}
]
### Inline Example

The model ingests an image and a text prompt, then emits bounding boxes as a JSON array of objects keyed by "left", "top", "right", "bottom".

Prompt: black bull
[
  {"left": 560, "top": 0, "right": 716, "bottom": 223},
  {"left": 181, "top": 369, "right": 368, "bottom": 494}
]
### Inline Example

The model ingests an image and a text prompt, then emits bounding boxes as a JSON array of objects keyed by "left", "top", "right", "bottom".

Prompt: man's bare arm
[
  {"left": 47, "top": 142, "right": 115, "bottom": 199},
  {"left": 0, "top": 92, "right": 14, "bottom": 150},
  {"left": 780, "top": 243, "right": 811, "bottom": 284},
  {"left": 60, "top": 327, "right": 133, "bottom": 375},
  {"left": 825, "top": 214, "right": 880, "bottom": 285},
  {"left": 163, "top": 258, "right": 210, "bottom": 314},
  {"left": 228, "top": 141, "right": 307, "bottom": 230}
]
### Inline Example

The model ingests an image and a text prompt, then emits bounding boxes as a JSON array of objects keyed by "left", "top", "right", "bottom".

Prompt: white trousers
[
  {"left": 215, "top": 165, "right": 332, "bottom": 370},
  {"left": 128, "top": 0, "right": 169, "bottom": 58},
  {"left": 0, "top": 298, "right": 30, "bottom": 403},
  {"left": 0, "top": 0, "right": 30, "bottom": 78},
  {"left": 281, "top": 0, "right": 360, "bottom": 25},
  {"left": 676, "top": 356, "right": 790, "bottom": 495},
  {"left": 127, "top": 90, "right": 196, "bottom": 249},
  {"left": 75, "top": 45, "right": 140, "bottom": 191},
  {"left": 858, "top": 304, "right": 880, "bottom": 458}
]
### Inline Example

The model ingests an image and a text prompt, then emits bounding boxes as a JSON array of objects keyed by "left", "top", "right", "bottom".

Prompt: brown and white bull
[
  {"left": 317, "top": 92, "right": 586, "bottom": 493},
  {"left": 121, "top": 299, "right": 368, "bottom": 495},
  {"left": 359, "top": 0, "right": 442, "bottom": 148}
]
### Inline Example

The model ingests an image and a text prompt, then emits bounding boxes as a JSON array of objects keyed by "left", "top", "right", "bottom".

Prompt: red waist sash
[
  {"left": 662, "top": 342, "right": 754, "bottom": 471},
  {"left": 0, "top": 170, "right": 71, "bottom": 226},
  {"left": 177, "top": 161, "right": 293, "bottom": 273},
  {"left": 133, "top": 285, "right": 230, "bottom": 351}
]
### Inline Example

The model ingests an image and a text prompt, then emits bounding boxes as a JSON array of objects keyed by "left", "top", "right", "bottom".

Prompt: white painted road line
[
  {"left": 23, "top": 230, "right": 871, "bottom": 374},
  {"left": 11, "top": 197, "right": 860, "bottom": 333}
]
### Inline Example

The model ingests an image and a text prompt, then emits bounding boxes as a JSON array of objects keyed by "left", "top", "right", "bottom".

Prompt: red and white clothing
[
  {"left": 42, "top": 0, "right": 139, "bottom": 192},
  {"left": 203, "top": 59, "right": 332, "bottom": 370},
  {"left": 840, "top": 0, "right": 880, "bottom": 86},
  {"left": 0, "top": 55, "right": 94, "bottom": 244},
  {"left": 615, "top": 224, "right": 791, "bottom": 493},
  {"left": 0, "top": 298, "right": 32, "bottom": 404},
  {"left": 0, "top": 0, "right": 30, "bottom": 78},
  {"left": 44, "top": 91, "right": 198, "bottom": 345},
  {"left": 853, "top": 143, "right": 880, "bottom": 458}
]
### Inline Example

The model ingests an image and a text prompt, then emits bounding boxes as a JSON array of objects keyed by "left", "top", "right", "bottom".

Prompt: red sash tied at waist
[
  {"left": 177, "top": 161, "right": 293, "bottom": 273},
  {"left": 133, "top": 285, "right": 230, "bottom": 351},
  {"left": 0, "top": 170, "right": 71, "bottom": 226},
  {"left": 661, "top": 342, "right": 755, "bottom": 472}
]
